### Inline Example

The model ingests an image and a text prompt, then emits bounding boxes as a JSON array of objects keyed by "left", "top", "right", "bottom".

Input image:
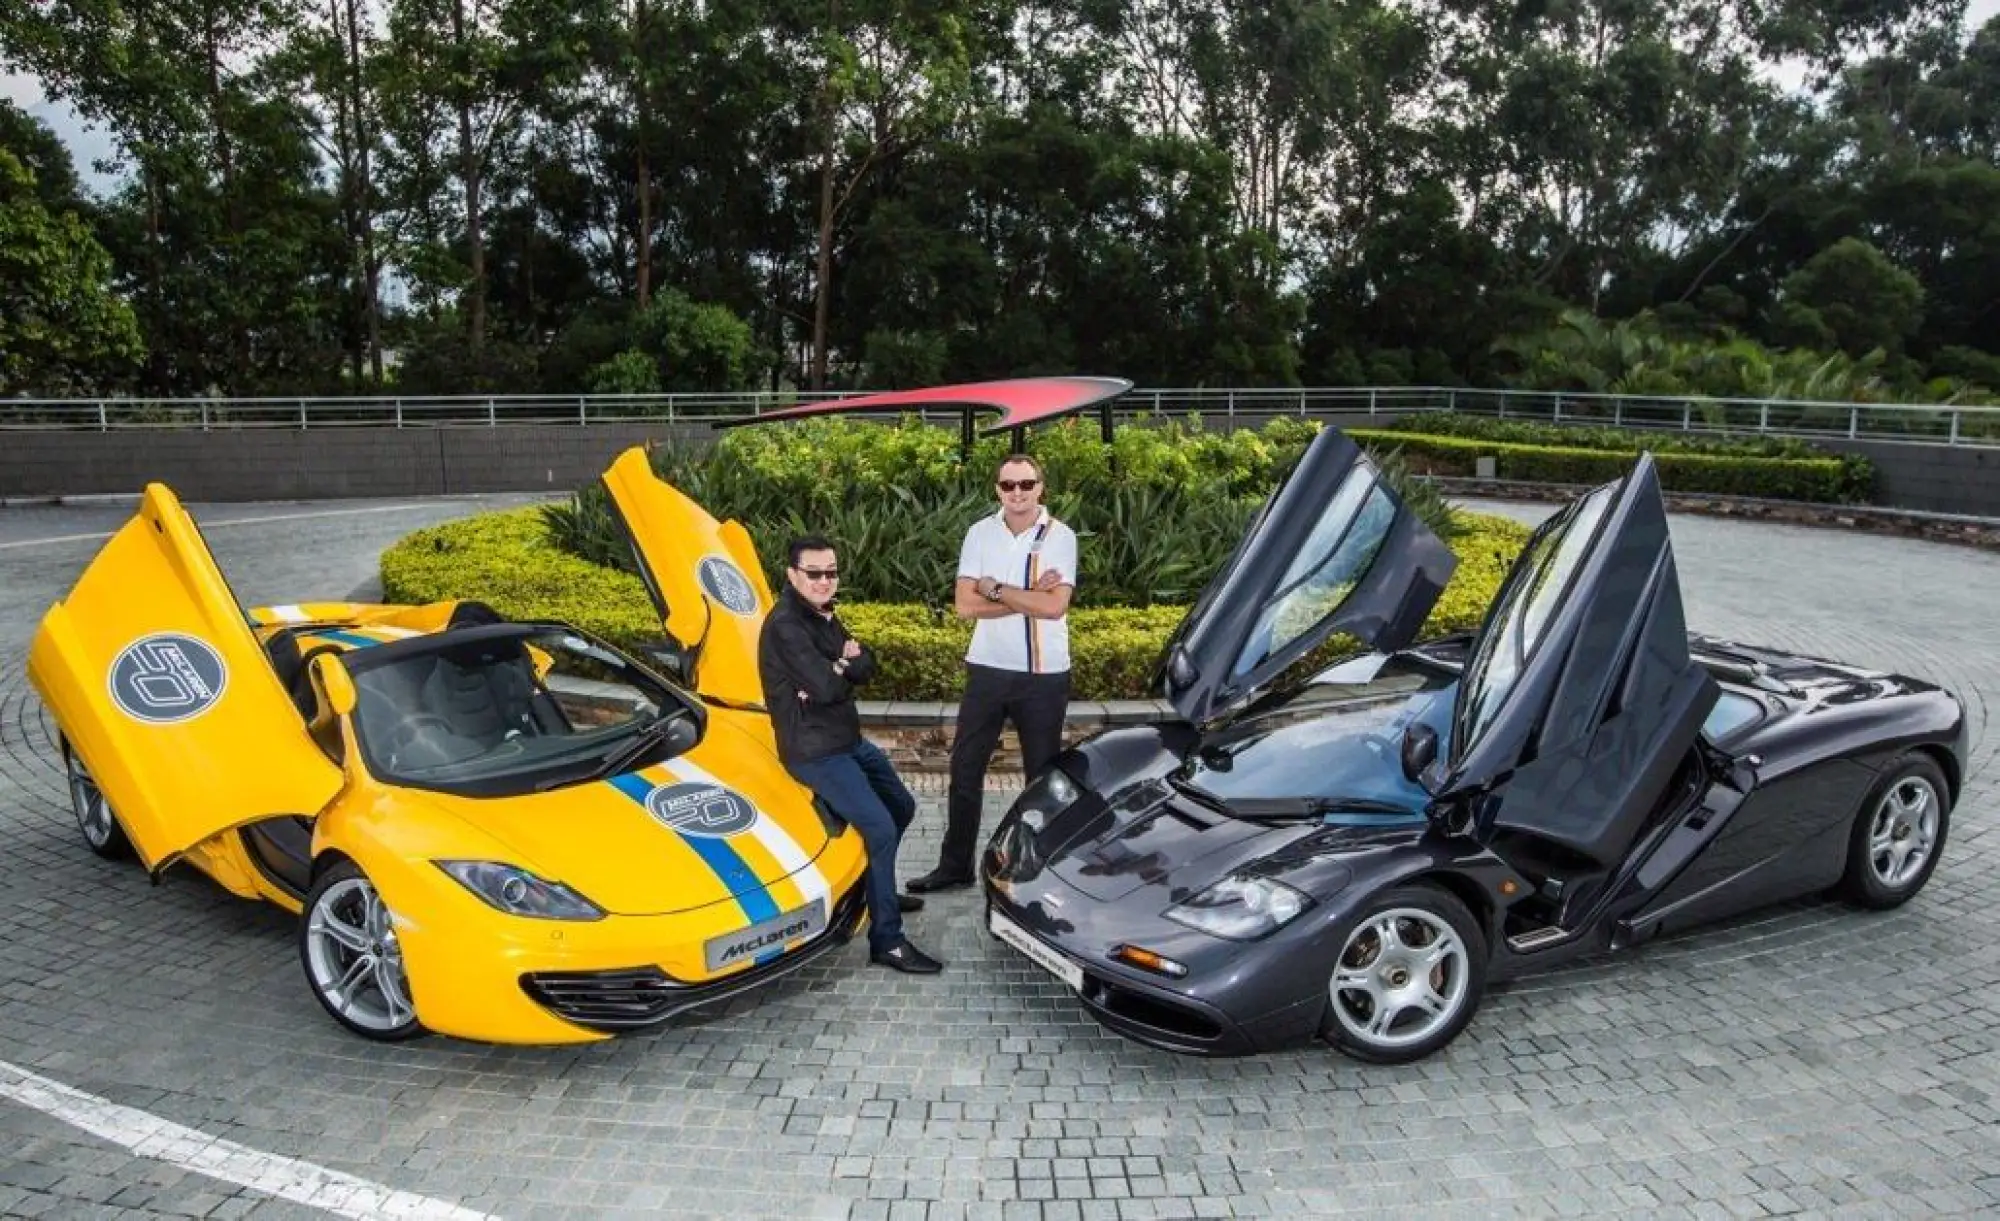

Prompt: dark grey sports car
[{"left": 982, "top": 428, "right": 1967, "bottom": 1063}]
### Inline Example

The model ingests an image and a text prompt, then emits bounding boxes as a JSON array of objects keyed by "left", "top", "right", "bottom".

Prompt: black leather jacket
[{"left": 758, "top": 586, "right": 880, "bottom": 769}]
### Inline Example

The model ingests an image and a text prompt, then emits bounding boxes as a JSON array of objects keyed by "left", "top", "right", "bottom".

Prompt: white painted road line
[
  {"left": 0, "top": 502, "right": 439, "bottom": 551},
  {"left": 1, "top": 1059, "right": 501, "bottom": 1220}
]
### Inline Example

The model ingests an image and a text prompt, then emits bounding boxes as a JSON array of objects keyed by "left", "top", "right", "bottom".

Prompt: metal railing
[{"left": 3, "top": 385, "right": 1997, "bottom": 447}]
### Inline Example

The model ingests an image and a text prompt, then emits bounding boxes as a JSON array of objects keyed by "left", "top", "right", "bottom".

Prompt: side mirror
[
  {"left": 663, "top": 713, "right": 700, "bottom": 755},
  {"left": 311, "top": 652, "right": 357, "bottom": 717},
  {"left": 1400, "top": 722, "right": 1438, "bottom": 784}
]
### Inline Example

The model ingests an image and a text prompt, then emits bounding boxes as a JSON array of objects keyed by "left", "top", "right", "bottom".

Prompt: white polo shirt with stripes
[{"left": 956, "top": 508, "right": 1078, "bottom": 674}]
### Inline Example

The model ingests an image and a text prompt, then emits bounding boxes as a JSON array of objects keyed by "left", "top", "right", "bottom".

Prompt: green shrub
[
  {"left": 382, "top": 508, "right": 1532, "bottom": 701},
  {"left": 1354, "top": 429, "right": 1863, "bottom": 503},
  {"left": 537, "top": 416, "right": 1466, "bottom": 608},
  {"left": 583, "top": 349, "right": 661, "bottom": 394}
]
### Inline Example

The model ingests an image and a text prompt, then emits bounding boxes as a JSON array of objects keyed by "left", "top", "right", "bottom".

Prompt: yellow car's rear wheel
[
  {"left": 63, "top": 742, "right": 132, "bottom": 861},
  {"left": 300, "top": 860, "right": 425, "bottom": 1041}
]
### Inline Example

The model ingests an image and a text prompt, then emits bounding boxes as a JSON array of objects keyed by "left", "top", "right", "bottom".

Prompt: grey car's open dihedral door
[
  {"left": 1157, "top": 428, "right": 1458, "bottom": 725},
  {"left": 1439, "top": 453, "right": 1719, "bottom": 866}
]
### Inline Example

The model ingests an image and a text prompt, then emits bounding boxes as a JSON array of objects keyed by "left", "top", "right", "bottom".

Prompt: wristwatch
[{"left": 983, "top": 580, "right": 1004, "bottom": 602}]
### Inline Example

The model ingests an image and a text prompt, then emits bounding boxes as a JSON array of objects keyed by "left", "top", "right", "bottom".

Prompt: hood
[
  {"left": 426, "top": 726, "right": 832, "bottom": 917},
  {"left": 1041, "top": 781, "right": 1323, "bottom": 902}
]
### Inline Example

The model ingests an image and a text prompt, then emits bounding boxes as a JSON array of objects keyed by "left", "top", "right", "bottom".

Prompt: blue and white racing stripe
[
  {"left": 667, "top": 756, "right": 834, "bottom": 915},
  {"left": 604, "top": 767, "right": 787, "bottom": 964}
]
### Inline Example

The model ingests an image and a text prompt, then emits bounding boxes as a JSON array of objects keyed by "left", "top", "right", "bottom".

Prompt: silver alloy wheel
[
  {"left": 1867, "top": 775, "right": 1940, "bottom": 890},
  {"left": 304, "top": 876, "right": 415, "bottom": 1034},
  {"left": 66, "top": 753, "right": 116, "bottom": 849},
  {"left": 1330, "top": 906, "right": 1471, "bottom": 1052}
]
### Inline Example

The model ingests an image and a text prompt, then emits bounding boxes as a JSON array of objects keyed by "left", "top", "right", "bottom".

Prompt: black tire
[
  {"left": 63, "top": 741, "right": 133, "bottom": 861},
  {"left": 1320, "top": 882, "right": 1487, "bottom": 1065},
  {"left": 298, "top": 860, "right": 426, "bottom": 1041},
  {"left": 1838, "top": 752, "right": 1952, "bottom": 910}
]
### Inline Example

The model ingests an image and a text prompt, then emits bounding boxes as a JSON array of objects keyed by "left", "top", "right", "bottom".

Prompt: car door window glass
[
  {"left": 1231, "top": 465, "right": 1394, "bottom": 680},
  {"left": 1455, "top": 484, "right": 1614, "bottom": 754}
]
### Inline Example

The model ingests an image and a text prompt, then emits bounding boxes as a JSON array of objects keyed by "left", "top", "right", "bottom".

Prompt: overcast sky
[{"left": 8, "top": 0, "right": 1999, "bottom": 198}]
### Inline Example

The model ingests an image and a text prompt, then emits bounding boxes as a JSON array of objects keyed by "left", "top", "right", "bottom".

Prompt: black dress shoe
[
  {"left": 897, "top": 894, "right": 925, "bottom": 913},
  {"left": 905, "top": 867, "right": 974, "bottom": 894},
  {"left": 869, "top": 939, "right": 944, "bottom": 974}
]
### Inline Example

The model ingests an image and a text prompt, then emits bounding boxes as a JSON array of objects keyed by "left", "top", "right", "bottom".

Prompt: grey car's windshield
[
  {"left": 1178, "top": 657, "right": 1458, "bottom": 816},
  {"left": 349, "top": 628, "right": 685, "bottom": 797},
  {"left": 1453, "top": 485, "right": 1615, "bottom": 761}
]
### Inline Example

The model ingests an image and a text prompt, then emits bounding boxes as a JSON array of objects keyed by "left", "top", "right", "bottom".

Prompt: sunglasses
[
  {"left": 996, "top": 479, "right": 1040, "bottom": 492},
  {"left": 793, "top": 566, "right": 839, "bottom": 581}
]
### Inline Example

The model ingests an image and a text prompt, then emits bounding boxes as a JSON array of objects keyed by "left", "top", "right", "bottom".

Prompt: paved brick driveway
[{"left": 2, "top": 495, "right": 1998, "bottom": 1219}]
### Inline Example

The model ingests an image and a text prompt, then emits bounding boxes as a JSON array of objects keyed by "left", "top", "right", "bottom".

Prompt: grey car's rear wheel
[
  {"left": 1839, "top": 753, "right": 1951, "bottom": 910},
  {"left": 64, "top": 743, "right": 132, "bottom": 860},
  {"left": 300, "top": 860, "right": 425, "bottom": 1041},
  {"left": 1321, "top": 883, "right": 1486, "bottom": 1064}
]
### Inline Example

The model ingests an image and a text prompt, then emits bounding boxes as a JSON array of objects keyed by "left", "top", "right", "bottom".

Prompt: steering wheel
[{"left": 383, "top": 713, "right": 459, "bottom": 769}]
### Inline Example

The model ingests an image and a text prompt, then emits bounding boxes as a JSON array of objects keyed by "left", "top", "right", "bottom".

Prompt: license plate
[
  {"left": 705, "top": 899, "right": 826, "bottom": 972},
  {"left": 989, "top": 908, "right": 1084, "bottom": 992}
]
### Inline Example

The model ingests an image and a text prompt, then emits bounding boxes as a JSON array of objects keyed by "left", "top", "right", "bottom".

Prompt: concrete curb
[{"left": 857, "top": 697, "right": 1171, "bottom": 730}]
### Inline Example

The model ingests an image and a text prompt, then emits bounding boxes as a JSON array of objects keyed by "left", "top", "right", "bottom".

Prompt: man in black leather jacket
[{"left": 758, "top": 535, "right": 943, "bottom": 974}]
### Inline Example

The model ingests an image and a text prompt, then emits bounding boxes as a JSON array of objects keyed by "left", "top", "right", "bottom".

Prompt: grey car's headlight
[
  {"left": 435, "top": 861, "right": 606, "bottom": 921},
  {"left": 1010, "top": 766, "right": 1080, "bottom": 834},
  {"left": 989, "top": 768, "right": 1080, "bottom": 882},
  {"left": 1021, "top": 767, "right": 1078, "bottom": 824},
  {"left": 1164, "top": 874, "right": 1312, "bottom": 940}
]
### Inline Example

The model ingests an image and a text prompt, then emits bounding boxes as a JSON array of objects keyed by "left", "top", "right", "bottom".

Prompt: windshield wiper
[
  {"left": 1228, "top": 796, "right": 1421, "bottom": 823},
  {"left": 546, "top": 713, "right": 682, "bottom": 789},
  {"left": 1168, "top": 775, "right": 1231, "bottom": 816}
]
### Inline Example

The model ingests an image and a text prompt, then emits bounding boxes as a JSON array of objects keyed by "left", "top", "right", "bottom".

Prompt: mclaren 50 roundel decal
[
  {"left": 107, "top": 633, "right": 230, "bottom": 724},
  {"left": 696, "top": 555, "right": 760, "bottom": 617}
]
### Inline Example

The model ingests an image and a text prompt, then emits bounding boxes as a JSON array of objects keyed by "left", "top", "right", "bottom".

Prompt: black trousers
[{"left": 939, "top": 662, "right": 1071, "bottom": 874}]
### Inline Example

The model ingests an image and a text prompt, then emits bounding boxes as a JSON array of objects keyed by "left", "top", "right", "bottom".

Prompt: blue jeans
[{"left": 788, "top": 739, "right": 917, "bottom": 953}]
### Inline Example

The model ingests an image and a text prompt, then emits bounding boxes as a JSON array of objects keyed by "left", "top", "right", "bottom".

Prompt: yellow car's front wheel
[{"left": 300, "top": 860, "right": 426, "bottom": 1041}]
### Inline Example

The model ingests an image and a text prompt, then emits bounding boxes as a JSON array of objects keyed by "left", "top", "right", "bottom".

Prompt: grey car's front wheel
[
  {"left": 64, "top": 743, "right": 132, "bottom": 860},
  {"left": 1839, "top": 753, "right": 1952, "bottom": 910},
  {"left": 1321, "top": 883, "right": 1487, "bottom": 1065}
]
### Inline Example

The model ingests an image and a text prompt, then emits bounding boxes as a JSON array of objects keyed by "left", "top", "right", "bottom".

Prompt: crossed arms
[{"left": 953, "top": 569, "right": 1072, "bottom": 621}]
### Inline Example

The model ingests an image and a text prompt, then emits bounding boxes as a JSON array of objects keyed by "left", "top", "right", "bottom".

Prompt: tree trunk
[
  {"left": 345, "top": 0, "right": 383, "bottom": 382},
  {"left": 812, "top": 124, "right": 835, "bottom": 391},
  {"left": 633, "top": 0, "right": 652, "bottom": 309},
  {"left": 810, "top": 0, "right": 840, "bottom": 391},
  {"left": 452, "top": 0, "right": 486, "bottom": 352},
  {"left": 143, "top": 155, "right": 167, "bottom": 393},
  {"left": 206, "top": 5, "right": 247, "bottom": 378},
  {"left": 636, "top": 148, "right": 652, "bottom": 308}
]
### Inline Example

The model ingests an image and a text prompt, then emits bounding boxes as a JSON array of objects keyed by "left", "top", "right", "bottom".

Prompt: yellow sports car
[{"left": 27, "top": 448, "right": 870, "bottom": 1043}]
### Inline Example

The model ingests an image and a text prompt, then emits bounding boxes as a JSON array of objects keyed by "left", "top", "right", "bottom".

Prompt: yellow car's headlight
[{"left": 435, "top": 861, "right": 606, "bottom": 921}]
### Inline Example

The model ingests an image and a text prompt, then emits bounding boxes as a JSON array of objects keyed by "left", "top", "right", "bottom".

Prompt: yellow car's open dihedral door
[
  {"left": 27, "top": 484, "right": 343, "bottom": 872},
  {"left": 600, "top": 447, "right": 775, "bottom": 710}
]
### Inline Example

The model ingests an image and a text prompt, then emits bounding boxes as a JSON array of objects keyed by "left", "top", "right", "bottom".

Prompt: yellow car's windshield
[{"left": 346, "top": 625, "right": 692, "bottom": 797}]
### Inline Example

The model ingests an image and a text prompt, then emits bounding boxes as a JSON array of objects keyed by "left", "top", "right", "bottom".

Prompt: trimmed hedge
[
  {"left": 1351, "top": 429, "right": 1862, "bottom": 503},
  {"left": 1379, "top": 410, "right": 1833, "bottom": 459},
  {"left": 382, "top": 507, "right": 1532, "bottom": 701}
]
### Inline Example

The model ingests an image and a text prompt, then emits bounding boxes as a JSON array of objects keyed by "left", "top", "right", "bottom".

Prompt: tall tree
[
  {"left": 0, "top": 142, "right": 144, "bottom": 394},
  {"left": 785, "top": 0, "right": 973, "bottom": 389}
]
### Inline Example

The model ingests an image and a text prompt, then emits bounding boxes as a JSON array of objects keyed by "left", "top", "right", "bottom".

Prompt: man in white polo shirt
[{"left": 906, "top": 453, "right": 1077, "bottom": 894}]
